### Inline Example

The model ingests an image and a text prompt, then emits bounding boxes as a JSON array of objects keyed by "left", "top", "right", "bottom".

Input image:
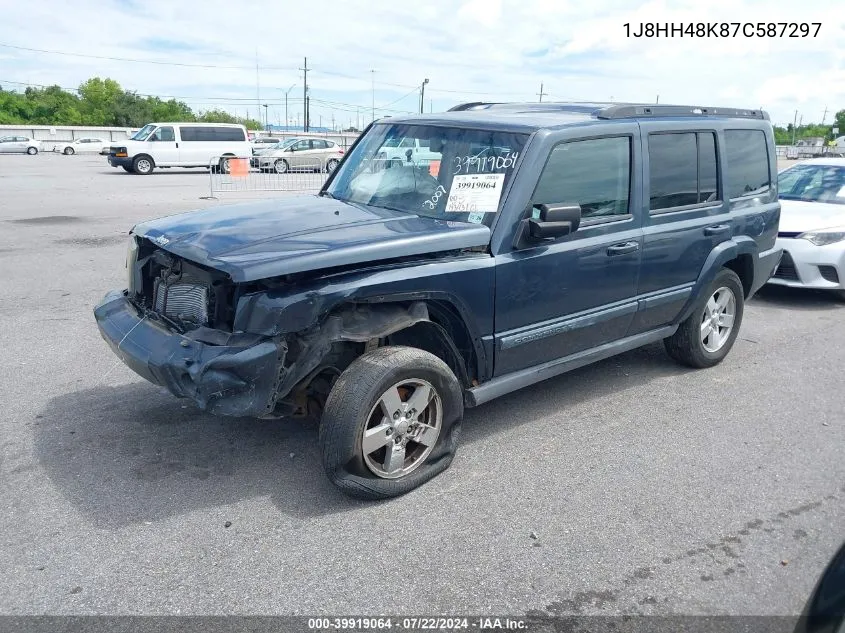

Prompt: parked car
[
  {"left": 252, "top": 137, "right": 344, "bottom": 173},
  {"left": 94, "top": 102, "right": 781, "bottom": 499},
  {"left": 251, "top": 136, "right": 282, "bottom": 154},
  {"left": 106, "top": 123, "right": 251, "bottom": 174},
  {"left": 769, "top": 158, "right": 845, "bottom": 300},
  {"left": 0, "top": 136, "right": 41, "bottom": 155},
  {"left": 54, "top": 138, "right": 110, "bottom": 155}
]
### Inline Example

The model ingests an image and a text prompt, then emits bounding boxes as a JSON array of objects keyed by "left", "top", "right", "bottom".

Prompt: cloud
[{"left": 0, "top": 0, "right": 842, "bottom": 127}]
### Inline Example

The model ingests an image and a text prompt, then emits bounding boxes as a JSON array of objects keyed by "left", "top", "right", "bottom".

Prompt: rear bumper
[
  {"left": 94, "top": 290, "right": 284, "bottom": 417},
  {"left": 768, "top": 238, "right": 845, "bottom": 290}
]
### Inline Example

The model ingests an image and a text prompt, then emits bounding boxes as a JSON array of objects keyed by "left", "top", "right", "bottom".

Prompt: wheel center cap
[{"left": 394, "top": 418, "right": 410, "bottom": 435}]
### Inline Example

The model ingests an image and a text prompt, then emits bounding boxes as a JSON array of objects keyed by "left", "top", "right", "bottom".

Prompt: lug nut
[{"left": 393, "top": 412, "right": 400, "bottom": 420}]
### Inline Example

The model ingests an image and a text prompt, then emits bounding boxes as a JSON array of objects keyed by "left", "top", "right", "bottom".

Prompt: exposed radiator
[{"left": 153, "top": 274, "right": 209, "bottom": 325}]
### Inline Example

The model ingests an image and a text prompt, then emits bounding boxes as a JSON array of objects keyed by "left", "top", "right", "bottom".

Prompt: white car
[
  {"left": 770, "top": 158, "right": 845, "bottom": 300},
  {"left": 0, "top": 135, "right": 41, "bottom": 155},
  {"left": 55, "top": 138, "right": 110, "bottom": 155}
]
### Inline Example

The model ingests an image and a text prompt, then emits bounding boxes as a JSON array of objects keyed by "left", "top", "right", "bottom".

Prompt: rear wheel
[
  {"left": 274, "top": 159, "right": 289, "bottom": 174},
  {"left": 64, "top": 147, "right": 74, "bottom": 155},
  {"left": 219, "top": 156, "right": 232, "bottom": 174},
  {"left": 319, "top": 346, "right": 463, "bottom": 500},
  {"left": 664, "top": 268, "right": 744, "bottom": 368},
  {"left": 325, "top": 158, "right": 339, "bottom": 173},
  {"left": 26, "top": 146, "right": 38, "bottom": 155},
  {"left": 132, "top": 155, "right": 154, "bottom": 175}
]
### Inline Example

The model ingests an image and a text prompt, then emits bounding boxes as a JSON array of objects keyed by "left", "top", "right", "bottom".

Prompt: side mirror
[
  {"left": 528, "top": 203, "right": 581, "bottom": 240},
  {"left": 405, "top": 148, "right": 414, "bottom": 162}
]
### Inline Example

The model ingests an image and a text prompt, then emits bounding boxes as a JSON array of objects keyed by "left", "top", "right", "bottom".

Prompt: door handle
[
  {"left": 607, "top": 242, "right": 640, "bottom": 256},
  {"left": 175, "top": 142, "right": 179, "bottom": 148},
  {"left": 704, "top": 224, "right": 730, "bottom": 236}
]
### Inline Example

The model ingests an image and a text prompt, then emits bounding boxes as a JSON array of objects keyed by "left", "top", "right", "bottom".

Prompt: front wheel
[
  {"left": 132, "top": 155, "right": 154, "bottom": 175},
  {"left": 319, "top": 346, "right": 464, "bottom": 500},
  {"left": 64, "top": 147, "right": 74, "bottom": 155},
  {"left": 274, "top": 159, "right": 289, "bottom": 174},
  {"left": 219, "top": 157, "right": 231, "bottom": 174},
  {"left": 664, "top": 268, "right": 744, "bottom": 368},
  {"left": 325, "top": 158, "right": 339, "bottom": 173},
  {"left": 26, "top": 147, "right": 38, "bottom": 155}
]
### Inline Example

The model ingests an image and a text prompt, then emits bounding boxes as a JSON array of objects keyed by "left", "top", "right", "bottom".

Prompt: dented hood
[{"left": 132, "top": 195, "right": 491, "bottom": 282}]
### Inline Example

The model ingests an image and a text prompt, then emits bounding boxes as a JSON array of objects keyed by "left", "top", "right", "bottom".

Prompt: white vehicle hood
[{"left": 779, "top": 199, "right": 845, "bottom": 233}]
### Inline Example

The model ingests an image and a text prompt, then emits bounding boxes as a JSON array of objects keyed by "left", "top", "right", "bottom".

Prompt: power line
[{"left": 0, "top": 41, "right": 532, "bottom": 97}]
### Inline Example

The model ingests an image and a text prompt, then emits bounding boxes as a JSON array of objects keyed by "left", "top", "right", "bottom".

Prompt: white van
[{"left": 107, "top": 122, "right": 251, "bottom": 174}]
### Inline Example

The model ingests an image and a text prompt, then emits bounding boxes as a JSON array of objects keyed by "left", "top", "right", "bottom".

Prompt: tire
[
  {"left": 664, "top": 268, "right": 745, "bottom": 369},
  {"left": 319, "top": 346, "right": 464, "bottom": 500},
  {"left": 132, "top": 155, "right": 154, "bottom": 175},
  {"left": 274, "top": 159, "right": 289, "bottom": 174},
  {"left": 219, "top": 156, "right": 232, "bottom": 174},
  {"left": 325, "top": 158, "right": 339, "bottom": 173},
  {"left": 121, "top": 165, "right": 133, "bottom": 173},
  {"left": 26, "top": 146, "right": 38, "bottom": 155},
  {"left": 64, "top": 147, "right": 74, "bottom": 155},
  {"left": 833, "top": 289, "right": 845, "bottom": 303}
]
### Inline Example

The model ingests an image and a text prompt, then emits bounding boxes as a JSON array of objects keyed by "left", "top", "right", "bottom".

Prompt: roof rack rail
[
  {"left": 447, "top": 102, "right": 498, "bottom": 111},
  {"left": 597, "top": 104, "right": 768, "bottom": 120}
]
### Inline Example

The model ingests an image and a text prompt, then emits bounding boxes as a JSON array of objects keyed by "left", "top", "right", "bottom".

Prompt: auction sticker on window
[{"left": 445, "top": 174, "right": 505, "bottom": 213}]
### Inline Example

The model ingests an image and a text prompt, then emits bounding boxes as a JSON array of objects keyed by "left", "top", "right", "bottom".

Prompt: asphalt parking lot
[{"left": 0, "top": 153, "right": 843, "bottom": 617}]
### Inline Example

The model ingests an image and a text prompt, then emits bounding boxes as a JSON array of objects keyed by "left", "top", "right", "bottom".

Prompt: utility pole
[
  {"left": 656, "top": 94, "right": 659, "bottom": 104},
  {"left": 300, "top": 57, "right": 310, "bottom": 132},
  {"left": 306, "top": 95, "right": 310, "bottom": 131},
  {"left": 792, "top": 110, "right": 798, "bottom": 145},
  {"left": 262, "top": 104, "right": 269, "bottom": 131},
  {"left": 283, "top": 83, "right": 296, "bottom": 132},
  {"left": 822, "top": 105, "right": 828, "bottom": 125},
  {"left": 331, "top": 113, "right": 335, "bottom": 132},
  {"left": 255, "top": 50, "right": 260, "bottom": 115},
  {"left": 370, "top": 69, "right": 376, "bottom": 123},
  {"left": 420, "top": 78, "right": 429, "bottom": 113},
  {"left": 430, "top": 98, "right": 433, "bottom": 113},
  {"left": 537, "top": 82, "right": 547, "bottom": 102}
]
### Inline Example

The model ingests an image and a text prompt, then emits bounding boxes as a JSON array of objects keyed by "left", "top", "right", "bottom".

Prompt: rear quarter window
[{"left": 725, "top": 129, "right": 770, "bottom": 199}]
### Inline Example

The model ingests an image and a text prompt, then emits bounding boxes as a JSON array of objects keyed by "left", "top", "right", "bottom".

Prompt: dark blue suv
[{"left": 95, "top": 102, "right": 783, "bottom": 499}]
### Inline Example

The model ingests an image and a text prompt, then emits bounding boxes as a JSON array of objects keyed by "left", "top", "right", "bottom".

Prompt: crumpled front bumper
[{"left": 94, "top": 290, "right": 285, "bottom": 417}]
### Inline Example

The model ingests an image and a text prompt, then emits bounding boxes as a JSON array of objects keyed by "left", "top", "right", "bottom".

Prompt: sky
[{"left": 0, "top": 0, "right": 843, "bottom": 129}]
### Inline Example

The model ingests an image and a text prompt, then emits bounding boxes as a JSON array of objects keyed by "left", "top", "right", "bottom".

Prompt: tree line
[
  {"left": 0, "top": 77, "right": 263, "bottom": 130},
  {"left": 1, "top": 76, "right": 843, "bottom": 143}
]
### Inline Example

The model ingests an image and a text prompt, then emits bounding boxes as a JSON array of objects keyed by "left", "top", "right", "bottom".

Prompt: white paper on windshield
[
  {"left": 445, "top": 174, "right": 505, "bottom": 213},
  {"left": 836, "top": 186, "right": 845, "bottom": 198}
]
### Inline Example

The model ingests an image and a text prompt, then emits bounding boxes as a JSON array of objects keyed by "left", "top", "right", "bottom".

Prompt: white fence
[
  {"left": 205, "top": 155, "right": 332, "bottom": 197},
  {"left": 776, "top": 145, "right": 845, "bottom": 159}
]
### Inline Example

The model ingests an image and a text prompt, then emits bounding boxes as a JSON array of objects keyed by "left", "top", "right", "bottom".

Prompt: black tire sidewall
[
  {"left": 132, "top": 155, "right": 153, "bottom": 174},
  {"left": 692, "top": 269, "right": 745, "bottom": 364},
  {"left": 64, "top": 147, "right": 73, "bottom": 155},
  {"left": 319, "top": 346, "right": 463, "bottom": 499}
]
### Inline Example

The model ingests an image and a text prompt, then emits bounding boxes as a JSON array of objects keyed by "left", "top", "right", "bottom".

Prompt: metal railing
[{"left": 205, "top": 155, "right": 332, "bottom": 198}]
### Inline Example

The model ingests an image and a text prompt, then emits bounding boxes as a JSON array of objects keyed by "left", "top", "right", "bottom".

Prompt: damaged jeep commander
[{"left": 95, "top": 102, "right": 782, "bottom": 499}]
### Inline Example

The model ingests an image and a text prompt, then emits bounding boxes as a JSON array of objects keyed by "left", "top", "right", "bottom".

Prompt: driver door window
[{"left": 150, "top": 127, "right": 175, "bottom": 142}]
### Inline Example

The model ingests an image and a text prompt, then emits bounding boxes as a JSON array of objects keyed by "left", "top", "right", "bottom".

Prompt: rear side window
[
  {"left": 533, "top": 136, "right": 631, "bottom": 219},
  {"left": 179, "top": 126, "right": 245, "bottom": 142},
  {"left": 725, "top": 129, "right": 770, "bottom": 199},
  {"left": 648, "top": 132, "right": 719, "bottom": 211}
]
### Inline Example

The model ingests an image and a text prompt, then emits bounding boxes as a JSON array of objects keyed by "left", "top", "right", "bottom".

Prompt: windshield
[
  {"left": 130, "top": 124, "right": 156, "bottom": 141},
  {"left": 778, "top": 164, "right": 845, "bottom": 206},
  {"left": 327, "top": 123, "right": 529, "bottom": 225}
]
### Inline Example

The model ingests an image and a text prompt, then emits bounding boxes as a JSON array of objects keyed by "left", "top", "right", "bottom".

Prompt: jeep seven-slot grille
[
  {"left": 153, "top": 274, "right": 209, "bottom": 325},
  {"left": 773, "top": 251, "right": 799, "bottom": 281}
]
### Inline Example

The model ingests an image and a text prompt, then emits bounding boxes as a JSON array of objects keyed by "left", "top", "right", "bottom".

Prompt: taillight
[{"left": 339, "top": 149, "right": 345, "bottom": 155}]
